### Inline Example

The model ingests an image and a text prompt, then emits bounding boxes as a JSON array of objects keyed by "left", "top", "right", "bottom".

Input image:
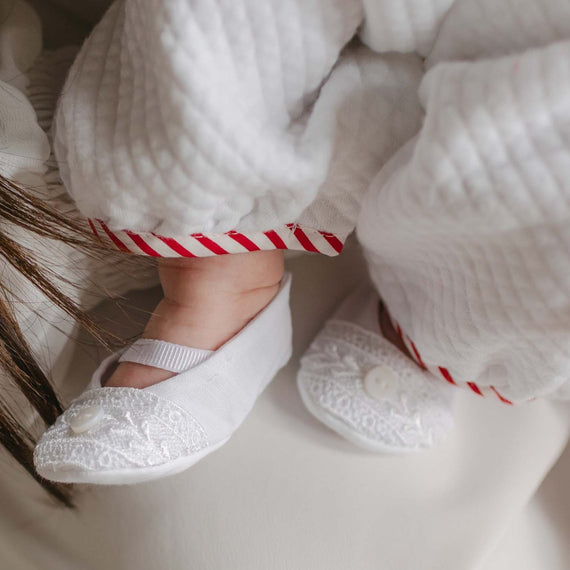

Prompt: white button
[
  {"left": 363, "top": 365, "right": 399, "bottom": 401},
  {"left": 69, "top": 406, "right": 105, "bottom": 434}
]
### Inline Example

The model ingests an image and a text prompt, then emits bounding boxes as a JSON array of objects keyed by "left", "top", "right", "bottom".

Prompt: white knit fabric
[
  {"left": 53, "top": 0, "right": 570, "bottom": 402},
  {"left": 359, "top": 0, "right": 454, "bottom": 56},
  {"left": 0, "top": 0, "right": 49, "bottom": 185},
  {"left": 54, "top": 0, "right": 362, "bottom": 236},
  {"left": 0, "top": 80, "right": 49, "bottom": 184},
  {"left": 53, "top": 0, "right": 425, "bottom": 240},
  {"left": 357, "top": 0, "right": 570, "bottom": 402}
]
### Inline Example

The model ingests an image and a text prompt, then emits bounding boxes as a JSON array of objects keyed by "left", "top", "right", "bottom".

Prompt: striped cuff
[
  {"left": 89, "top": 219, "right": 346, "bottom": 258},
  {"left": 387, "top": 311, "right": 515, "bottom": 406}
]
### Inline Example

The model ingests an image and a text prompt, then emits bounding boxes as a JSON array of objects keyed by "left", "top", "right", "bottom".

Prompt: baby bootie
[
  {"left": 297, "top": 283, "right": 454, "bottom": 452},
  {"left": 34, "top": 274, "right": 293, "bottom": 484}
]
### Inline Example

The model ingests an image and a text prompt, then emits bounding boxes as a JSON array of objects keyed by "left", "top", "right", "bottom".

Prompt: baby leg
[{"left": 106, "top": 250, "right": 284, "bottom": 388}]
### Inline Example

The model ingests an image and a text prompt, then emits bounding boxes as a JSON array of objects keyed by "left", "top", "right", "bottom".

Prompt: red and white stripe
[
  {"left": 89, "top": 220, "right": 346, "bottom": 258},
  {"left": 390, "top": 314, "right": 515, "bottom": 406},
  {"left": 92, "top": 216, "right": 518, "bottom": 404}
]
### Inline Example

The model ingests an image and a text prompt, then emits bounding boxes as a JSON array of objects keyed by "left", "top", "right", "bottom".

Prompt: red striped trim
[
  {"left": 98, "top": 221, "right": 131, "bottom": 253},
  {"left": 227, "top": 232, "right": 260, "bottom": 252},
  {"left": 193, "top": 234, "right": 229, "bottom": 255},
  {"left": 89, "top": 219, "right": 345, "bottom": 257},
  {"left": 438, "top": 367, "right": 457, "bottom": 386},
  {"left": 387, "top": 316, "right": 519, "bottom": 404},
  {"left": 153, "top": 234, "right": 196, "bottom": 257},
  {"left": 90, "top": 217, "right": 519, "bottom": 406},
  {"left": 409, "top": 339, "right": 427, "bottom": 370},
  {"left": 287, "top": 224, "right": 319, "bottom": 253},
  {"left": 125, "top": 230, "right": 162, "bottom": 257},
  {"left": 320, "top": 231, "right": 344, "bottom": 254},
  {"left": 88, "top": 218, "right": 100, "bottom": 239},
  {"left": 391, "top": 316, "right": 518, "bottom": 405},
  {"left": 395, "top": 323, "right": 403, "bottom": 339},
  {"left": 466, "top": 382, "right": 484, "bottom": 396},
  {"left": 264, "top": 230, "right": 288, "bottom": 250},
  {"left": 490, "top": 386, "right": 513, "bottom": 405}
]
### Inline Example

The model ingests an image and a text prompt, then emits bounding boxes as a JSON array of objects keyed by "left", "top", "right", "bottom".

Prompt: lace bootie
[{"left": 297, "top": 283, "right": 454, "bottom": 453}]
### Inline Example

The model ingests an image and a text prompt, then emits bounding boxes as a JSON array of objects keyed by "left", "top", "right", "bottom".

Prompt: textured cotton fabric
[
  {"left": 53, "top": 0, "right": 570, "bottom": 401},
  {"left": 356, "top": 0, "right": 570, "bottom": 402},
  {"left": 53, "top": 0, "right": 424, "bottom": 244}
]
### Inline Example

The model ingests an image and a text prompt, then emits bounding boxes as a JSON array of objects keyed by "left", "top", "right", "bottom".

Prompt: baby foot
[
  {"left": 105, "top": 250, "right": 285, "bottom": 388},
  {"left": 34, "top": 251, "right": 292, "bottom": 485}
]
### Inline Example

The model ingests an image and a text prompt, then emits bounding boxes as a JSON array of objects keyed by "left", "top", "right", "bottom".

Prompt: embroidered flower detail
[{"left": 34, "top": 388, "right": 208, "bottom": 472}]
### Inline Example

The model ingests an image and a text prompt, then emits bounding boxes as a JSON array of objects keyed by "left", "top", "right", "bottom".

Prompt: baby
[{"left": 35, "top": 0, "right": 570, "bottom": 483}]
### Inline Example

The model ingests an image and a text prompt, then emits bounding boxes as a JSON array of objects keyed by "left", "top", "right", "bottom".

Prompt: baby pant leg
[
  {"left": 54, "top": 1, "right": 426, "bottom": 260},
  {"left": 357, "top": 40, "right": 570, "bottom": 403}
]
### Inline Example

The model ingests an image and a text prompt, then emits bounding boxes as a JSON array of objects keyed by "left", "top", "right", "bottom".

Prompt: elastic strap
[{"left": 119, "top": 339, "right": 213, "bottom": 373}]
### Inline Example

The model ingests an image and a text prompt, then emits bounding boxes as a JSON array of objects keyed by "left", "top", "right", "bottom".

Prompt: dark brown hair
[{"left": 0, "top": 175, "right": 126, "bottom": 507}]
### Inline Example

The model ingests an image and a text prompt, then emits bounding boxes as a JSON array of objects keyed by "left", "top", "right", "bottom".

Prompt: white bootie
[
  {"left": 297, "top": 283, "right": 454, "bottom": 453},
  {"left": 34, "top": 274, "right": 293, "bottom": 484}
]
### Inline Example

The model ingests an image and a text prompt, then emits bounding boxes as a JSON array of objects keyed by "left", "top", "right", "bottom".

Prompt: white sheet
[{"left": 1, "top": 243, "right": 568, "bottom": 570}]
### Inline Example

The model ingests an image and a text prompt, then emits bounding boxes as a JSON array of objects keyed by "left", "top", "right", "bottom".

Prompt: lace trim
[
  {"left": 298, "top": 320, "right": 453, "bottom": 450},
  {"left": 34, "top": 388, "right": 208, "bottom": 472}
]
